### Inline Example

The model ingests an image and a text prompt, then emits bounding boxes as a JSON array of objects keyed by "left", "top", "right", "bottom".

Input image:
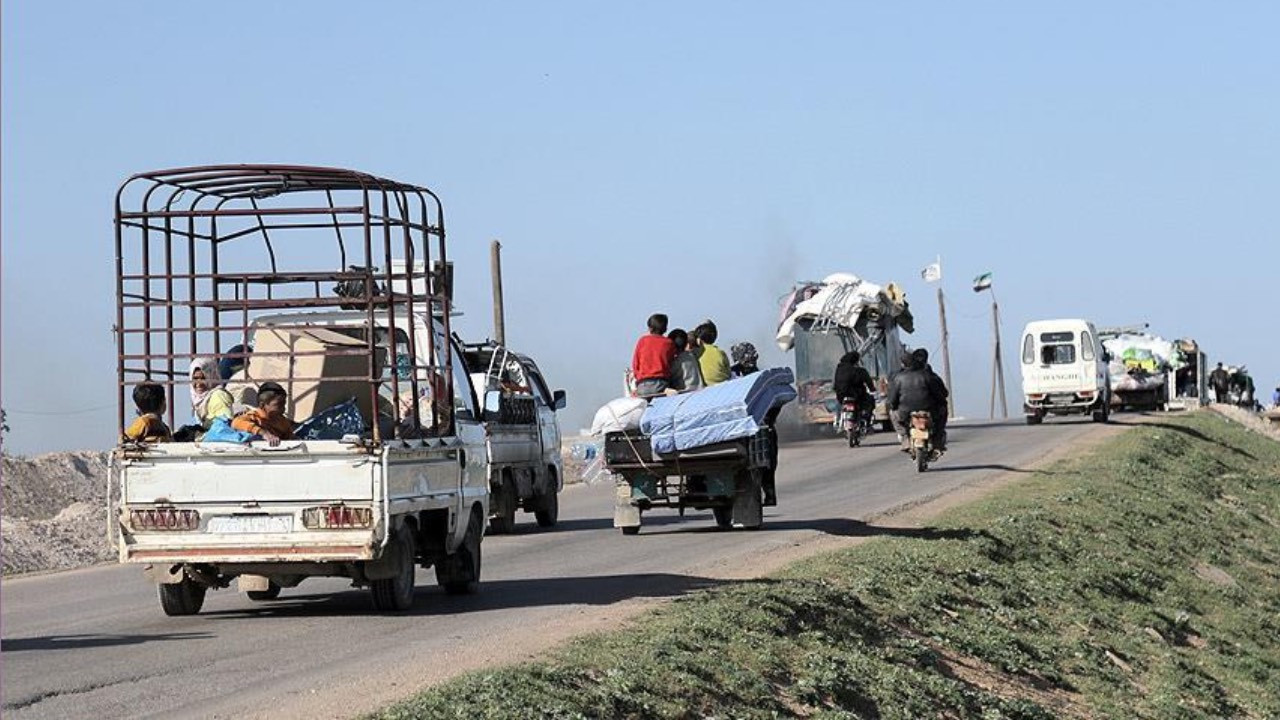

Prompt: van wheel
[
  {"left": 534, "top": 489, "right": 559, "bottom": 528},
  {"left": 1093, "top": 402, "right": 1110, "bottom": 424},
  {"left": 158, "top": 576, "right": 207, "bottom": 616},
  {"left": 247, "top": 582, "right": 282, "bottom": 601},
  {"left": 370, "top": 527, "right": 416, "bottom": 611},
  {"left": 436, "top": 508, "right": 482, "bottom": 595},
  {"left": 1025, "top": 413, "right": 1043, "bottom": 426}
]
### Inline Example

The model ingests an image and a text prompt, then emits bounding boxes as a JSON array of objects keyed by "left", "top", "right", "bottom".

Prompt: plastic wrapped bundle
[{"left": 641, "top": 367, "right": 797, "bottom": 454}]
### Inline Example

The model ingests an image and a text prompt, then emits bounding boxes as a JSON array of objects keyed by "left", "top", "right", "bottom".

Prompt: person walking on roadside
[
  {"left": 1209, "top": 362, "right": 1231, "bottom": 403},
  {"left": 1272, "top": 385, "right": 1280, "bottom": 409},
  {"left": 631, "top": 313, "right": 677, "bottom": 399}
]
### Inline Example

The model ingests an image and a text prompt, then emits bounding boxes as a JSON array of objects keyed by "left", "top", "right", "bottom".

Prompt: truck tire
[
  {"left": 158, "top": 576, "right": 207, "bottom": 616},
  {"left": 620, "top": 525, "right": 640, "bottom": 535},
  {"left": 436, "top": 508, "right": 482, "bottom": 595},
  {"left": 1025, "top": 413, "right": 1043, "bottom": 426},
  {"left": 370, "top": 527, "right": 416, "bottom": 612},
  {"left": 247, "top": 582, "right": 282, "bottom": 601},
  {"left": 534, "top": 489, "right": 559, "bottom": 528},
  {"left": 1092, "top": 402, "right": 1110, "bottom": 423},
  {"left": 881, "top": 420, "right": 894, "bottom": 433}
]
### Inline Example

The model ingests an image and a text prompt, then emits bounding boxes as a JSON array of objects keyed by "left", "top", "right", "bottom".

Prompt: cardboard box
[{"left": 246, "top": 326, "right": 386, "bottom": 422}]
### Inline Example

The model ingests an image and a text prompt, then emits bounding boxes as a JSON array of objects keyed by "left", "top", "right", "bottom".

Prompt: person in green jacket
[{"left": 693, "top": 320, "right": 731, "bottom": 386}]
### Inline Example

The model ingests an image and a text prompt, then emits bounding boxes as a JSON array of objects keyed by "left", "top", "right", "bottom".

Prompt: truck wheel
[
  {"left": 158, "top": 576, "right": 207, "bottom": 616},
  {"left": 247, "top": 582, "right": 282, "bottom": 601},
  {"left": 1092, "top": 403, "right": 1110, "bottom": 423},
  {"left": 712, "top": 506, "right": 733, "bottom": 528},
  {"left": 534, "top": 490, "right": 559, "bottom": 528},
  {"left": 880, "top": 420, "right": 894, "bottom": 433},
  {"left": 620, "top": 525, "right": 640, "bottom": 535},
  {"left": 1026, "top": 413, "right": 1043, "bottom": 426},
  {"left": 437, "top": 508, "right": 482, "bottom": 595},
  {"left": 370, "top": 527, "right": 416, "bottom": 611}
]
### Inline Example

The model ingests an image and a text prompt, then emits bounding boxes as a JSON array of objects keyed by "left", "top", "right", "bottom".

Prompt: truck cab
[{"left": 1020, "top": 319, "right": 1111, "bottom": 424}]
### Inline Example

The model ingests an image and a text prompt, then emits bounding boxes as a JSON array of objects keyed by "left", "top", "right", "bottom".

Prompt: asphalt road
[{"left": 1, "top": 416, "right": 1119, "bottom": 719}]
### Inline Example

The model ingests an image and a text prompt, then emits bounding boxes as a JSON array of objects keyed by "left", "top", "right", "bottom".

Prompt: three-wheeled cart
[{"left": 603, "top": 427, "right": 776, "bottom": 534}]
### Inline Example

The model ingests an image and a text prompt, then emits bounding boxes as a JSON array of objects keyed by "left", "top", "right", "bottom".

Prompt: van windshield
[{"left": 1041, "top": 344, "right": 1076, "bottom": 365}]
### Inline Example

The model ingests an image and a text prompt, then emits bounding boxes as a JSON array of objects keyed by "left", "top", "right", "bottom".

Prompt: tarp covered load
[
  {"left": 641, "top": 368, "right": 797, "bottom": 455},
  {"left": 1102, "top": 333, "right": 1184, "bottom": 392},
  {"left": 776, "top": 272, "right": 913, "bottom": 351}
]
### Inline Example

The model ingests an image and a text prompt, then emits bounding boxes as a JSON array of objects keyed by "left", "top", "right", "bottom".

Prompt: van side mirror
[
  {"left": 484, "top": 390, "right": 501, "bottom": 415},
  {"left": 552, "top": 389, "right": 567, "bottom": 411}
]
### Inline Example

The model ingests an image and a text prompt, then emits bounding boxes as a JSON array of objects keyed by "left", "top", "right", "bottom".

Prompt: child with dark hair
[
  {"left": 693, "top": 320, "right": 731, "bottom": 386},
  {"left": 667, "top": 328, "right": 705, "bottom": 392},
  {"left": 123, "top": 382, "right": 173, "bottom": 443},
  {"left": 631, "top": 313, "right": 676, "bottom": 398},
  {"left": 231, "top": 381, "right": 297, "bottom": 446}
]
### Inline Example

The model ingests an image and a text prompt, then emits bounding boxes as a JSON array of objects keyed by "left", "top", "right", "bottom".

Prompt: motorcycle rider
[
  {"left": 833, "top": 350, "right": 875, "bottom": 428},
  {"left": 912, "top": 348, "right": 950, "bottom": 451},
  {"left": 887, "top": 349, "right": 949, "bottom": 452}
]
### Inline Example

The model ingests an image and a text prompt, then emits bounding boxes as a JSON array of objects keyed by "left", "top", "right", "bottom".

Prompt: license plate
[{"left": 207, "top": 515, "right": 294, "bottom": 534}]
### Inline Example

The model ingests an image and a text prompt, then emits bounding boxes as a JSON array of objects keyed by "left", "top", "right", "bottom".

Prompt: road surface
[{"left": 1, "top": 417, "right": 1120, "bottom": 719}]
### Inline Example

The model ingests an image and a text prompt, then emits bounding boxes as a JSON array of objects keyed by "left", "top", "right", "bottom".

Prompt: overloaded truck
[
  {"left": 776, "top": 273, "right": 913, "bottom": 434},
  {"left": 1099, "top": 326, "right": 1205, "bottom": 412},
  {"left": 460, "top": 341, "right": 566, "bottom": 533},
  {"left": 111, "top": 165, "right": 488, "bottom": 615}
]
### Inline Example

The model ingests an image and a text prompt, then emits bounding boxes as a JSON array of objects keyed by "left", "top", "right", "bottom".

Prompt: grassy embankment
[{"left": 375, "top": 413, "right": 1280, "bottom": 719}]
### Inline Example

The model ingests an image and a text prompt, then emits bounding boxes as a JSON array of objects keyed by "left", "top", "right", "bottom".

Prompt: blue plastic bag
[{"left": 202, "top": 416, "right": 255, "bottom": 444}]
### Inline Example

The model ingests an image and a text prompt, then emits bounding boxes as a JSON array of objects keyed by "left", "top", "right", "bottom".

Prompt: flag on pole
[
  {"left": 972, "top": 271, "right": 993, "bottom": 292},
  {"left": 921, "top": 261, "right": 942, "bottom": 283}
]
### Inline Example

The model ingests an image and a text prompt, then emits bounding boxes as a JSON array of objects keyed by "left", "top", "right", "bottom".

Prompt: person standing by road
[
  {"left": 631, "top": 313, "right": 677, "bottom": 398},
  {"left": 1272, "top": 385, "right": 1280, "bottom": 409},
  {"left": 1209, "top": 362, "right": 1231, "bottom": 403}
]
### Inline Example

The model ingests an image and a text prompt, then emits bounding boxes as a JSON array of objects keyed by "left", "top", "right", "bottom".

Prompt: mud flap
[
  {"left": 144, "top": 563, "right": 185, "bottom": 585},
  {"left": 731, "top": 469, "right": 763, "bottom": 529},
  {"left": 238, "top": 574, "right": 271, "bottom": 593},
  {"left": 613, "top": 477, "right": 641, "bottom": 529},
  {"left": 363, "top": 531, "right": 407, "bottom": 581}
]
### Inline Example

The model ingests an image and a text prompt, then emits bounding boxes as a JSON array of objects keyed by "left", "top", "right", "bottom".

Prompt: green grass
[{"left": 373, "top": 413, "right": 1280, "bottom": 720}]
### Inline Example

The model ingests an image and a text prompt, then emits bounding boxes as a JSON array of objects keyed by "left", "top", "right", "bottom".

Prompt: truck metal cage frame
[{"left": 114, "top": 164, "right": 455, "bottom": 444}]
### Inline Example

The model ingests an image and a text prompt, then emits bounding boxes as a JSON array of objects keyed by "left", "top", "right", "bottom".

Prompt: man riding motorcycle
[
  {"left": 887, "top": 349, "right": 949, "bottom": 452},
  {"left": 833, "top": 350, "right": 876, "bottom": 427}
]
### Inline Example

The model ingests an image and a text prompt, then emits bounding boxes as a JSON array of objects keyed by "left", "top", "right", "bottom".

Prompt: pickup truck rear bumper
[{"left": 123, "top": 543, "right": 375, "bottom": 564}]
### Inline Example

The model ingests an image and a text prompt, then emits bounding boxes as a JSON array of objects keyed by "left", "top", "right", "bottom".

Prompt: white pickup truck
[
  {"left": 462, "top": 342, "right": 566, "bottom": 533},
  {"left": 111, "top": 165, "right": 490, "bottom": 615}
]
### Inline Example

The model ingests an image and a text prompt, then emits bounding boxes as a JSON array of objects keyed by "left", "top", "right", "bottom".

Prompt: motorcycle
[
  {"left": 908, "top": 410, "right": 940, "bottom": 472},
  {"left": 839, "top": 398, "right": 870, "bottom": 447}
]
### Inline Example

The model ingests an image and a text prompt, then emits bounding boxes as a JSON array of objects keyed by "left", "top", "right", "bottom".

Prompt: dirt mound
[{"left": 2, "top": 451, "right": 114, "bottom": 575}]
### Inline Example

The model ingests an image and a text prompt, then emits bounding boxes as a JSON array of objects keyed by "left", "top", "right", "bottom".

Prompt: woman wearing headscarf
[{"left": 189, "top": 357, "right": 235, "bottom": 431}]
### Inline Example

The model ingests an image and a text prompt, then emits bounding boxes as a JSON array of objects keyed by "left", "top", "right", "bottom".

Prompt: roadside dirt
[{"left": 2, "top": 451, "right": 114, "bottom": 575}]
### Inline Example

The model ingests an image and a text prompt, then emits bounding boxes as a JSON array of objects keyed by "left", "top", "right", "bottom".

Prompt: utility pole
[
  {"left": 988, "top": 292, "right": 1009, "bottom": 419},
  {"left": 490, "top": 239, "right": 505, "bottom": 346},
  {"left": 937, "top": 285, "right": 954, "bottom": 418}
]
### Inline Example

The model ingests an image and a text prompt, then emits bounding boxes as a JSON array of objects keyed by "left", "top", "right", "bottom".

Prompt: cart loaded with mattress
[{"left": 602, "top": 368, "right": 796, "bottom": 534}]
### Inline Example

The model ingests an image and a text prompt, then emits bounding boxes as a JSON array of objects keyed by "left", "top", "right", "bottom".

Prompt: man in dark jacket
[
  {"left": 913, "top": 348, "right": 950, "bottom": 450},
  {"left": 833, "top": 350, "right": 876, "bottom": 423},
  {"left": 1209, "top": 362, "right": 1230, "bottom": 403},
  {"left": 887, "top": 350, "right": 949, "bottom": 451}
]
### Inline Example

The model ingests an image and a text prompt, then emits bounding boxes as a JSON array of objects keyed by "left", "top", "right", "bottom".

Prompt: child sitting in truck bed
[
  {"left": 231, "top": 381, "right": 297, "bottom": 446},
  {"left": 123, "top": 382, "right": 173, "bottom": 443}
]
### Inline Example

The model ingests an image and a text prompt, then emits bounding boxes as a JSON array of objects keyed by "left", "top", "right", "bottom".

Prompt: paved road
[{"left": 1, "top": 417, "right": 1118, "bottom": 719}]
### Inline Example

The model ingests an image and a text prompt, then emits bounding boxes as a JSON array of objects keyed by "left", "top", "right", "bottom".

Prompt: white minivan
[{"left": 1020, "top": 319, "right": 1111, "bottom": 425}]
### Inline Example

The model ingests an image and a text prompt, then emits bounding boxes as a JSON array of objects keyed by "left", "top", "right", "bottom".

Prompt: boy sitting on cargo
[
  {"left": 123, "top": 382, "right": 173, "bottom": 443},
  {"left": 231, "top": 381, "right": 296, "bottom": 446}
]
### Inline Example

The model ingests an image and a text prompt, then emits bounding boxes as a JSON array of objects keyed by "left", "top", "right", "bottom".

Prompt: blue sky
[{"left": 3, "top": 2, "right": 1277, "bottom": 454}]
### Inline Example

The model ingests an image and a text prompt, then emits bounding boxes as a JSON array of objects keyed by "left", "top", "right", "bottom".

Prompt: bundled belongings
[
  {"left": 640, "top": 367, "right": 797, "bottom": 455},
  {"left": 591, "top": 396, "right": 648, "bottom": 435},
  {"left": 1102, "top": 332, "right": 1183, "bottom": 393},
  {"left": 776, "top": 273, "right": 914, "bottom": 351}
]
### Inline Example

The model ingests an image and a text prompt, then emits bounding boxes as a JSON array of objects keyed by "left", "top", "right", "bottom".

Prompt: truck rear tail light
[
  {"left": 302, "top": 505, "right": 373, "bottom": 530},
  {"left": 131, "top": 508, "right": 200, "bottom": 531},
  {"left": 1027, "top": 393, "right": 1046, "bottom": 400},
  {"left": 1078, "top": 390, "right": 1095, "bottom": 399}
]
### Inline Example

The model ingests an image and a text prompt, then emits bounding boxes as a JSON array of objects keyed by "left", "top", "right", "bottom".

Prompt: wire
[{"left": 5, "top": 404, "right": 116, "bottom": 416}]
